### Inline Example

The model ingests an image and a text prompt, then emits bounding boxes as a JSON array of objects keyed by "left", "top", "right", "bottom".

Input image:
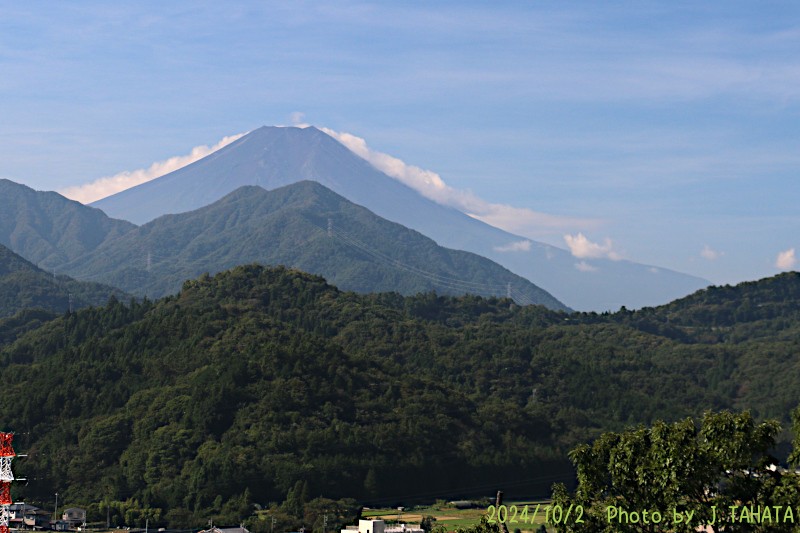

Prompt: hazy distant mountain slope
[
  {"left": 0, "top": 179, "right": 136, "bottom": 268},
  {"left": 91, "top": 126, "right": 709, "bottom": 311},
  {"left": 0, "top": 242, "right": 132, "bottom": 318},
  {"left": 69, "top": 181, "right": 569, "bottom": 310}
]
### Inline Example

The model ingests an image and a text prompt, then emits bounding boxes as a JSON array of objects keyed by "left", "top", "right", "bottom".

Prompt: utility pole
[
  {"left": 495, "top": 491, "right": 509, "bottom": 533},
  {"left": 106, "top": 503, "right": 110, "bottom": 531},
  {"left": 54, "top": 493, "right": 58, "bottom": 522},
  {"left": 323, "top": 514, "right": 328, "bottom": 533},
  {"left": 271, "top": 516, "right": 277, "bottom": 533}
]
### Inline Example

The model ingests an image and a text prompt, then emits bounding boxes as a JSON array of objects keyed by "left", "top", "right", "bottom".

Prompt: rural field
[{"left": 361, "top": 500, "right": 552, "bottom": 532}]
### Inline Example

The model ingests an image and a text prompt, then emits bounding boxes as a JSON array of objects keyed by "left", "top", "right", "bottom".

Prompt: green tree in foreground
[
  {"left": 454, "top": 516, "right": 500, "bottom": 533},
  {"left": 552, "top": 410, "right": 800, "bottom": 533}
]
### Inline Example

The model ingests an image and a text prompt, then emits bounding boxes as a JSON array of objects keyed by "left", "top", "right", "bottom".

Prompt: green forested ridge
[
  {"left": 0, "top": 242, "right": 133, "bottom": 322},
  {"left": 0, "top": 179, "right": 136, "bottom": 267},
  {"left": 1, "top": 266, "right": 799, "bottom": 529},
  {"left": 0, "top": 308, "right": 59, "bottom": 345},
  {"left": 59, "top": 181, "right": 567, "bottom": 310},
  {"left": 1, "top": 265, "right": 570, "bottom": 529},
  {"left": 0, "top": 178, "right": 567, "bottom": 310},
  {"left": 578, "top": 271, "right": 800, "bottom": 342}
]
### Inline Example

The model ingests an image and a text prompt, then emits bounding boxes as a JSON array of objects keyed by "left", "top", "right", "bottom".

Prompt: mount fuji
[{"left": 91, "top": 126, "right": 709, "bottom": 311}]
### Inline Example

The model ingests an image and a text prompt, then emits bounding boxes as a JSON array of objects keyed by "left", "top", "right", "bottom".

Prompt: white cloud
[
  {"left": 700, "top": 244, "right": 724, "bottom": 260},
  {"left": 776, "top": 248, "right": 796, "bottom": 270},
  {"left": 574, "top": 261, "right": 598, "bottom": 272},
  {"left": 59, "top": 133, "right": 247, "bottom": 204},
  {"left": 563, "top": 233, "right": 623, "bottom": 260},
  {"left": 649, "top": 267, "right": 659, "bottom": 274},
  {"left": 289, "top": 111, "right": 306, "bottom": 125},
  {"left": 318, "top": 127, "right": 603, "bottom": 238},
  {"left": 494, "top": 240, "right": 532, "bottom": 252},
  {"left": 67, "top": 123, "right": 606, "bottom": 239}
]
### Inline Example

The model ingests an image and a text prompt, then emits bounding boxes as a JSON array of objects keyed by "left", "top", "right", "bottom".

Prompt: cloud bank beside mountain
[
  {"left": 63, "top": 122, "right": 610, "bottom": 244},
  {"left": 60, "top": 133, "right": 246, "bottom": 204},
  {"left": 317, "top": 126, "right": 604, "bottom": 239}
]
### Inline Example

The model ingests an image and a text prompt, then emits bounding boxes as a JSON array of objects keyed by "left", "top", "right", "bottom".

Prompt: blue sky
[{"left": 1, "top": 1, "right": 799, "bottom": 285}]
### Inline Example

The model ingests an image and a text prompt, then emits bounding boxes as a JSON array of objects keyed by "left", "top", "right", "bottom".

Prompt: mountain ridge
[
  {"left": 67, "top": 181, "right": 570, "bottom": 310},
  {"left": 90, "top": 126, "right": 710, "bottom": 311},
  {"left": 0, "top": 242, "right": 133, "bottom": 320},
  {"left": 0, "top": 178, "right": 136, "bottom": 268}
]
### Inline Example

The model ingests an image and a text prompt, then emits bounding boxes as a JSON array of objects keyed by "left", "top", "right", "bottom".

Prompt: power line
[
  {"left": 325, "top": 224, "right": 536, "bottom": 305},
  {"left": 331, "top": 227, "right": 503, "bottom": 291}
]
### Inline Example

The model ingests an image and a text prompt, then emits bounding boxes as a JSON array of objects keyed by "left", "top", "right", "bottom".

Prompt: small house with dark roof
[
  {"left": 24, "top": 508, "right": 52, "bottom": 529},
  {"left": 62, "top": 507, "right": 86, "bottom": 527}
]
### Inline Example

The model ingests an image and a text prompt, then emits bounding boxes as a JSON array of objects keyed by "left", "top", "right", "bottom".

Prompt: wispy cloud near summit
[
  {"left": 60, "top": 133, "right": 246, "bottom": 204},
  {"left": 318, "top": 126, "right": 603, "bottom": 239},
  {"left": 61, "top": 123, "right": 605, "bottom": 243}
]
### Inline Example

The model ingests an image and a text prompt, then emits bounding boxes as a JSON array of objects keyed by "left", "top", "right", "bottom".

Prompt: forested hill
[
  {"left": 0, "top": 179, "right": 136, "bottom": 267},
  {"left": 2, "top": 265, "right": 800, "bottom": 528},
  {"left": 58, "top": 181, "right": 567, "bottom": 310},
  {"left": 0, "top": 243, "right": 132, "bottom": 321},
  {"left": 0, "top": 178, "right": 566, "bottom": 310},
  {"left": 573, "top": 271, "right": 800, "bottom": 344},
  {"left": 1, "top": 265, "right": 572, "bottom": 523}
]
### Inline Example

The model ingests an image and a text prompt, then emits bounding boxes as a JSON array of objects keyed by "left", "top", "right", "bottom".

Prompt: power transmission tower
[
  {"left": 147, "top": 251, "right": 152, "bottom": 272},
  {"left": 323, "top": 514, "right": 328, "bottom": 533},
  {"left": 68, "top": 293, "right": 74, "bottom": 313},
  {"left": 0, "top": 433, "right": 17, "bottom": 533},
  {"left": 271, "top": 516, "right": 277, "bottom": 533},
  {"left": 507, "top": 283, "right": 511, "bottom": 299},
  {"left": 328, "top": 219, "right": 332, "bottom": 237}
]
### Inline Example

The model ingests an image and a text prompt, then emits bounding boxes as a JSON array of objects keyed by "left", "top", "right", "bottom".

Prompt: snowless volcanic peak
[
  {"left": 91, "top": 126, "right": 399, "bottom": 225},
  {"left": 90, "top": 126, "right": 708, "bottom": 311}
]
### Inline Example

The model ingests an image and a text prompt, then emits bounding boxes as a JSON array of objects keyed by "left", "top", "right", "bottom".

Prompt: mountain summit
[
  {"left": 74, "top": 181, "right": 568, "bottom": 309},
  {"left": 91, "top": 126, "right": 709, "bottom": 311}
]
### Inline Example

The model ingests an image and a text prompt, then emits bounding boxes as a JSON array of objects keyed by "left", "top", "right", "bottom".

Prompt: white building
[
  {"left": 342, "top": 519, "right": 422, "bottom": 533},
  {"left": 385, "top": 524, "right": 423, "bottom": 533},
  {"left": 342, "top": 519, "right": 385, "bottom": 533}
]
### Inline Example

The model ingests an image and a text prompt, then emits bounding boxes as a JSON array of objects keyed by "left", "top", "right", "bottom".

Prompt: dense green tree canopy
[
  {"left": 0, "top": 243, "right": 132, "bottom": 320},
  {"left": 552, "top": 410, "right": 800, "bottom": 533},
  {"left": 1, "top": 265, "right": 799, "bottom": 529}
]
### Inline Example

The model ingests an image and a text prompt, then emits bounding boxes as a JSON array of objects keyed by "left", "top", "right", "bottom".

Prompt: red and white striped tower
[{"left": 0, "top": 432, "right": 15, "bottom": 533}]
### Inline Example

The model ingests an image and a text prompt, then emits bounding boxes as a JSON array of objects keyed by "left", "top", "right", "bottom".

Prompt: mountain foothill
[
  {"left": 1, "top": 261, "right": 800, "bottom": 528},
  {"left": 0, "top": 241, "right": 132, "bottom": 322}
]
